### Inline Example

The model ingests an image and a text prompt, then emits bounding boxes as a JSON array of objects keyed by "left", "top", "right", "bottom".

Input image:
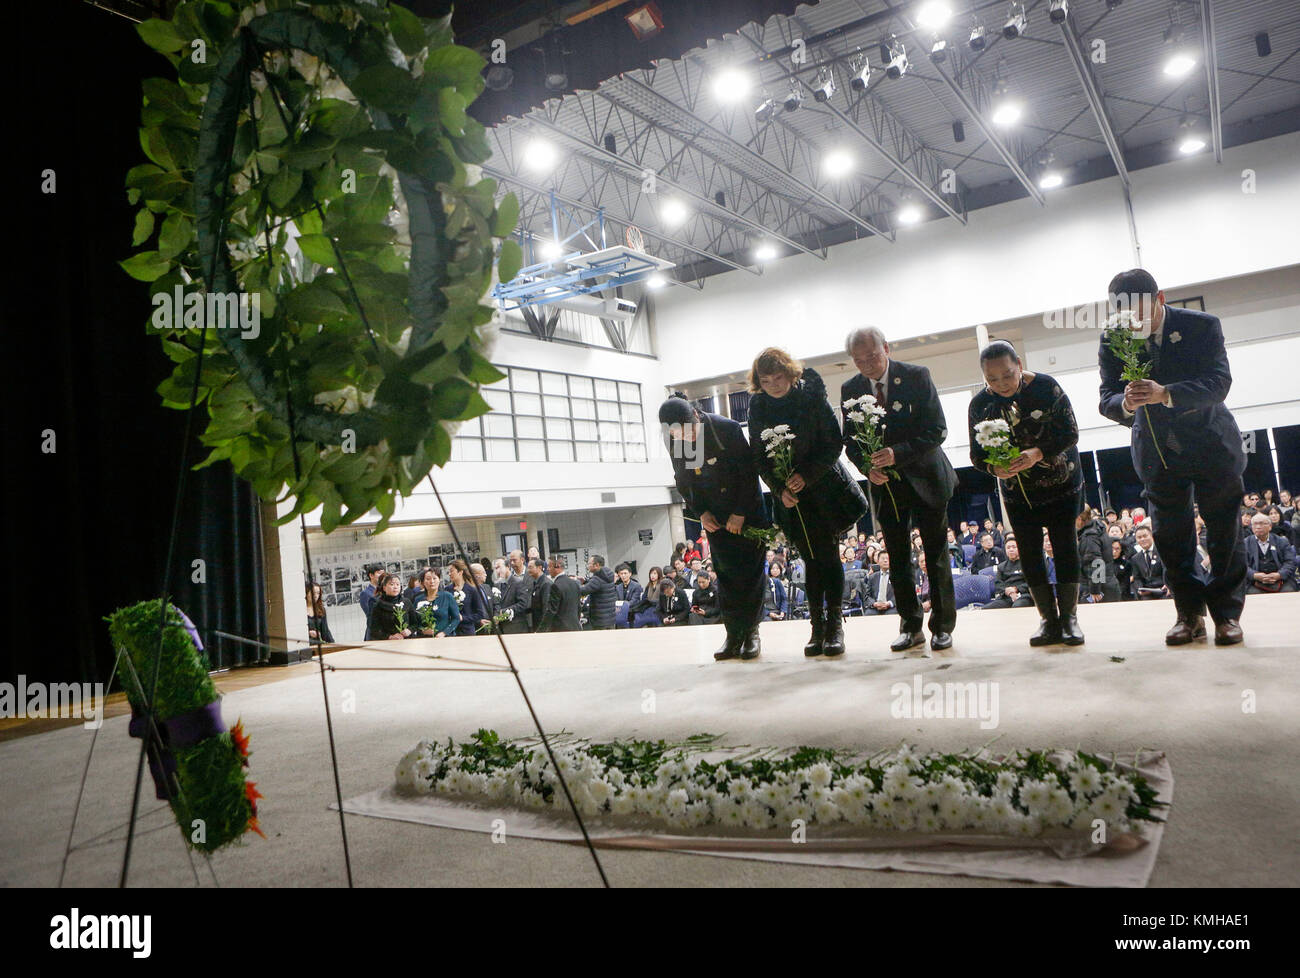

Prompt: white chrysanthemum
[
  {"left": 786, "top": 800, "right": 813, "bottom": 824},
  {"left": 588, "top": 779, "right": 611, "bottom": 807},
  {"left": 722, "top": 801, "right": 746, "bottom": 828},
  {"left": 848, "top": 409, "right": 865, "bottom": 423},
  {"left": 830, "top": 787, "right": 854, "bottom": 810},
  {"left": 989, "top": 796, "right": 1015, "bottom": 822},
  {"left": 760, "top": 428, "right": 775, "bottom": 440},
  {"left": 995, "top": 771, "right": 1019, "bottom": 794},
  {"left": 920, "top": 781, "right": 944, "bottom": 805},
  {"left": 872, "top": 793, "right": 896, "bottom": 815},
  {"left": 807, "top": 784, "right": 831, "bottom": 807},
  {"left": 666, "top": 788, "right": 690, "bottom": 813},
  {"left": 941, "top": 797, "right": 968, "bottom": 826},
  {"left": 918, "top": 810, "right": 943, "bottom": 833},
  {"left": 773, "top": 424, "right": 790, "bottom": 434},
  {"left": 1091, "top": 791, "right": 1127, "bottom": 819},
  {"left": 813, "top": 800, "right": 840, "bottom": 824},
  {"left": 609, "top": 794, "right": 635, "bottom": 816},
  {"left": 1017, "top": 815, "right": 1043, "bottom": 837},
  {"left": 807, "top": 763, "right": 834, "bottom": 788},
  {"left": 729, "top": 778, "right": 753, "bottom": 800},
  {"left": 1069, "top": 766, "right": 1102, "bottom": 796},
  {"left": 758, "top": 782, "right": 783, "bottom": 807},
  {"left": 1020, "top": 779, "right": 1050, "bottom": 813}
]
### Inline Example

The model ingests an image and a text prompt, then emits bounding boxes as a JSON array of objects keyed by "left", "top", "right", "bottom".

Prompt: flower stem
[
  {"left": 794, "top": 504, "right": 814, "bottom": 559},
  {"left": 885, "top": 482, "right": 900, "bottom": 521},
  {"left": 1016, "top": 474, "right": 1031, "bottom": 506},
  {"left": 1142, "top": 405, "right": 1168, "bottom": 469}
]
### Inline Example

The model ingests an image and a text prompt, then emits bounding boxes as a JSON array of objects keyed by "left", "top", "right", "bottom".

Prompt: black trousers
[
  {"left": 780, "top": 512, "right": 843, "bottom": 619},
  {"left": 983, "top": 593, "right": 1034, "bottom": 608},
  {"left": 876, "top": 479, "right": 955, "bottom": 634},
  {"left": 705, "top": 526, "right": 767, "bottom": 638},
  {"left": 1145, "top": 462, "right": 1247, "bottom": 622},
  {"left": 1006, "top": 491, "right": 1081, "bottom": 590}
]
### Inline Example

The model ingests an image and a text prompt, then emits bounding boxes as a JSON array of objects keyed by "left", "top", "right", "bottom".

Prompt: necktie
[
  {"left": 1144, "top": 334, "right": 1160, "bottom": 375},
  {"left": 875, "top": 380, "right": 885, "bottom": 405}
]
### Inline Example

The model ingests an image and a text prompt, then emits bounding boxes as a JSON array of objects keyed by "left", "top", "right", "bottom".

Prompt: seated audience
[
  {"left": 982, "top": 537, "right": 1033, "bottom": 608},
  {"left": 1129, "top": 525, "right": 1170, "bottom": 600},
  {"left": 689, "top": 571, "right": 721, "bottom": 624},
  {"left": 860, "top": 551, "right": 896, "bottom": 616},
  {"left": 762, "top": 562, "right": 788, "bottom": 621},
  {"left": 657, "top": 578, "right": 690, "bottom": 626},
  {"left": 1246, "top": 512, "right": 1298, "bottom": 594}
]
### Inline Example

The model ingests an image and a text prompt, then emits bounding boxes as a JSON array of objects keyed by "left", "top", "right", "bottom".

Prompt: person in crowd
[
  {"left": 982, "top": 519, "right": 1004, "bottom": 548},
  {"left": 689, "top": 571, "right": 721, "bottom": 625},
  {"left": 1099, "top": 268, "right": 1247, "bottom": 645},
  {"left": 982, "top": 537, "right": 1034, "bottom": 609},
  {"left": 915, "top": 550, "right": 932, "bottom": 614},
  {"left": 670, "top": 557, "right": 689, "bottom": 586},
  {"left": 860, "top": 550, "right": 896, "bottom": 616},
  {"left": 631, "top": 565, "right": 665, "bottom": 628},
  {"left": 1129, "top": 524, "right": 1169, "bottom": 600},
  {"left": 527, "top": 546, "right": 541, "bottom": 563},
  {"left": 491, "top": 558, "right": 510, "bottom": 585},
  {"left": 1279, "top": 489, "right": 1295, "bottom": 525},
  {"left": 1239, "top": 507, "right": 1255, "bottom": 539},
  {"left": 970, "top": 533, "right": 1006, "bottom": 572},
  {"left": 525, "top": 558, "right": 551, "bottom": 631},
  {"left": 1077, "top": 505, "right": 1119, "bottom": 605},
  {"left": 577, "top": 554, "right": 617, "bottom": 630},
  {"left": 358, "top": 563, "right": 384, "bottom": 618},
  {"left": 959, "top": 522, "right": 979, "bottom": 547},
  {"left": 410, "top": 567, "right": 459, "bottom": 638},
  {"left": 762, "top": 562, "right": 789, "bottom": 621},
  {"left": 682, "top": 539, "right": 702, "bottom": 564},
  {"left": 306, "top": 581, "right": 335, "bottom": 644},
  {"left": 1111, "top": 538, "right": 1133, "bottom": 600},
  {"left": 945, "top": 528, "right": 966, "bottom": 570},
  {"left": 969, "top": 339, "right": 1086, "bottom": 644},
  {"left": 447, "top": 559, "right": 489, "bottom": 636},
  {"left": 854, "top": 532, "right": 870, "bottom": 562},
  {"left": 841, "top": 545, "right": 862, "bottom": 571},
  {"left": 1267, "top": 506, "right": 1294, "bottom": 547},
  {"left": 842, "top": 326, "right": 959, "bottom": 654},
  {"left": 403, "top": 574, "right": 423, "bottom": 604},
  {"left": 1262, "top": 488, "right": 1276, "bottom": 509},
  {"left": 863, "top": 542, "right": 880, "bottom": 571},
  {"left": 788, "top": 553, "right": 807, "bottom": 588},
  {"left": 497, "top": 550, "right": 532, "bottom": 634},
  {"left": 367, "top": 572, "right": 415, "bottom": 641},
  {"left": 656, "top": 578, "right": 690, "bottom": 626},
  {"left": 749, "top": 347, "right": 867, "bottom": 658},
  {"left": 537, "top": 557, "right": 581, "bottom": 633},
  {"left": 613, "top": 563, "right": 643, "bottom": 628},
  {"left": 1245, "top": 512, "right": 1298, "bottom": 593}
]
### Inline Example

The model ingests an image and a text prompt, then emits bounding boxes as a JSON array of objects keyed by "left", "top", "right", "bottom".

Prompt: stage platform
[{"left": 3, "top": 594, "right": 1297, "bottom": 887}]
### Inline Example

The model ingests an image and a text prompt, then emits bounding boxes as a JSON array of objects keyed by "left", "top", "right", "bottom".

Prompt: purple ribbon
[
  {"left": 175, "top": 606, "right": 204, "bottom": 653},
  {"left": 128, "top": 700, "right": 227, "bottom": 801}
]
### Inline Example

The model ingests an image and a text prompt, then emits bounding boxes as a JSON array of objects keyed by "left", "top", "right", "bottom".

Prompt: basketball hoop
[{"left": 624, "top": 225, "right": 645, "bottom": 253}]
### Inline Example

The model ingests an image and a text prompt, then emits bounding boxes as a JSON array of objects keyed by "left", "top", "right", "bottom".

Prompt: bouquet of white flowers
[
  {"left": 759, "top": 425, "right": 813, "bottom": 557},
  {"left": 843, "top": 394, "right": 900, "bottom": 520},
  {"left": 1103, "top": 310, "right": 1167, "bottom": 469},
  {"left": 974, "top": 418, "right": 1031, "bottom": 505}
]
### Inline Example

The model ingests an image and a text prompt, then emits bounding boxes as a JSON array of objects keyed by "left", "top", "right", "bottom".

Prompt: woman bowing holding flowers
[
  {"left": 746, "top": 348, "right": 867, "bottom": 658},
  {"left": 968, "top": 340, "right": 1085, "bottom": 647}
]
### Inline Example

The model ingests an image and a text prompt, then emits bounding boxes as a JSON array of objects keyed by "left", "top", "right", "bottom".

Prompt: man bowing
[
  {"left": 841, "top": 326, "right": 958, "bottom": 652},
  {"left": 1098, "top": 268, "right": 1247, "bottom": 645}
]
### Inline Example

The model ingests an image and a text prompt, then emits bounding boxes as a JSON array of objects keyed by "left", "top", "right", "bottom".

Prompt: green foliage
[{"left": 125, "top": 0, "right": 519, "bottom": 533}]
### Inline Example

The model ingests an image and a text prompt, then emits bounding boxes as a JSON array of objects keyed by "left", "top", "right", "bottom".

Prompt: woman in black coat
[
  {"left": 968, "top": 341, "right": 1084, "bottom": 646},
  {"left": 366, "top": 573, "right": 414, "bottom": 641},
  {"left": 1076, "top": 509, "right": 1119, "bottom": 604},
  {"left": 747, "top": 349, "right": 868, "bottom": 657}
]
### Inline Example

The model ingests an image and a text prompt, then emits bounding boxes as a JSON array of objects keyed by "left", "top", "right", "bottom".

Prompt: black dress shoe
[
  {"left": 821, "top": 610, "right": 845, "bottom": 657},
  {"left": 1214, "top": 619, "right": 1243, "bottom": 646},
  {"left": 929, "top": 632, "right": 952, "bottom": 651},
  {"left": 739, "top": 628, "right": 762, "bottom": 660},
  {"left": 891, "top": 631, "right": 926, "bottom": 653}
]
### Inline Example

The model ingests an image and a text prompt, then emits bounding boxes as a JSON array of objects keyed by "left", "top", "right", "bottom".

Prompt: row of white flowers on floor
[{"left": 396, "top": 731, "right": 1163, "bottom": 838}]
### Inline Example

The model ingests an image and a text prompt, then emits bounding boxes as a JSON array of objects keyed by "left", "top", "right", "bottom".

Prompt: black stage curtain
[{"left": 4, "top": 0, "right": 267, "bottom": 687}]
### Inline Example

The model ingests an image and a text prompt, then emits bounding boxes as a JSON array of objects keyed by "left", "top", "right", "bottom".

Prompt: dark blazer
[
  {"left": 690, "top": 583, "right": 721, "bottom": 622},
  {"left": 657, "top": 588, "right": 690, "bottom": 625},
  {"left": 748, "top": 367, "right": 867, "bottom": 539},
  {"left": 453, "top": 583, "right": 490, "bottom": 636},
  {"left": 307, "top": 613, "right": 334, "bottom": 644},
  {"left": 527, "top": 573, "right": 552, "bottom": 630},
  {"left": 669, "top": 412, "right": 769, "bottom": 527},
  {"left": 842, "top": 359, "right": 958, "bottom": 511},
  {"left": 971, "top": 546, "right": 1006, "bottom": 572},
  {"left": 537, "top": 573, "right": 581, "bottom": 632},
  {"left": 498, "top": 572, "right": 532, "bottom": 634},
  {"left": 861, "top": 570, "right": 896, "bottom": 609},
  {"left": 1244, "top": 534, "right": 1296, "bottom": 583},
  {"left": 1130, "top": 546, "right": 1166, "bottom": 596},
  {"left": 1099, "top": 306, "right": 1245, "bottom": 483},
  {"left": 991, "top": 559, "right": 1029, "bottom": 595}
]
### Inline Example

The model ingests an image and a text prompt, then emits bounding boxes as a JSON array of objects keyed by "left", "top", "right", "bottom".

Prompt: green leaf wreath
[{"left": 124, "top": 0, "right": 520, "bottom": 532}]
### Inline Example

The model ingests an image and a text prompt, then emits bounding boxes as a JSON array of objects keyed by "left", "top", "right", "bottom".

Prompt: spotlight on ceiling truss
[
  {"left": 811, "top": 66, "right": 836, "bottom": 102},
  {"left": 847, "top": 53, "right": 871, "bottom": 91},
  {"left": 1003, "top": 2, "right": 1028, "bottom": 39},
  {"left": 881, "top": 37, "right": 909, "bottom": 80},
  {"left": 783, "top": 82, "right": 803, "bottom": 112}
]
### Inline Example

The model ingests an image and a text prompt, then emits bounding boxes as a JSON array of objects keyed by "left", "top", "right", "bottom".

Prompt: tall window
[{"left": 452, "top": 367, "right": 646, "bottom": 463}]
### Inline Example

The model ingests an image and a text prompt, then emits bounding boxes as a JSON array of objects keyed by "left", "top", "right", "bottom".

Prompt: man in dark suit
[
  {"left": 657, "top": 578, "right": 690, "bottom": 626},
  {"left": 1245, "top": 512, "right": 1297, "bottom": 593},
  {"left": 983, "top": 537, "right": 1033, "bottom": 608},
  {"left": 525, "top": 558, "right": 552, "bottom": 631},
  {"left": 842, "top": 326, "right": 958, "bottom": 652},
  {"left": 537, "top": 557, "right": 581, "bottom": 633},
  {"left": 959, "top": 522, "right": 979, "bottom": 547},
  {"left": 497, "top": 550, "right": 532, "bottom": 634},
  {"left": 859, "top": 550, "right": 896, "bottom": 616},
  {"left": 970, "top": 533, "right": 1006, "bottom": 572},
  {"left": 1099, "top": 269, "right": 1247, "bottom": 645},
  {"left": 358, "top": 563, "right": 384, "bottom": 618},
  {"left": 660, "top": 397, "right": 770, "bottom": 661},
  {"left": 1129, "top": 525, "right": 1169, "bottom": 599}
]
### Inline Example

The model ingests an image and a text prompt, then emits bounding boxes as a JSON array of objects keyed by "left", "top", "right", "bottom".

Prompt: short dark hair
[
  {"left": 1108, "top": 268, "right": 1160, "bottom": 308},
  {"left": 615, "top": 562, "right": 630, "bottom": 573},
  {"left": 979, "top": 339, "right": 1020, "bottom": 366},
  {"left": 589, "top": 554, "right": 605, "bottom": 568},
  {"left": 657, "top": 397, "right": 696, "bottom": 425},
  {"left": 981, "top": 532, "right": 994, "bottom": 542},
  {"left": 528, "top": 558, "right": 546, "bottom": 571}
]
